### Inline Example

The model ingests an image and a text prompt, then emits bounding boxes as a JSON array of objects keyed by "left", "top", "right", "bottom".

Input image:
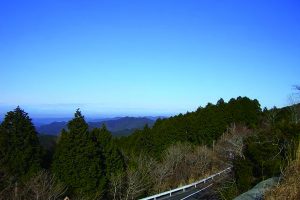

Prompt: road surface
[{"left": 157, "top": 172, "right": 230, "bottom": 200}]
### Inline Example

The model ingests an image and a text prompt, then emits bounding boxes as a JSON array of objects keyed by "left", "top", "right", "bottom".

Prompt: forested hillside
[
  {"left": 118, "top": 96, "right": 261, "bottom": 158},
  {"left": 0, "top": 96, "right": 299, "bottom": 199}
]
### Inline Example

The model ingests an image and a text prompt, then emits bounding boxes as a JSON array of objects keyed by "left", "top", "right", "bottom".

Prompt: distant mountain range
[{"left": 37, "top": 117, "right": 156, "bottom": 136}]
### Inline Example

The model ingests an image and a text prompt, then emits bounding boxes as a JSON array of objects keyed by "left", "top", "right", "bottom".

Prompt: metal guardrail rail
[
  {"left": 180, "top": 183, "right": 213, "bottom": 200},
  {"left": 140, "top": 167, "right": 232, "bottom": 200}
]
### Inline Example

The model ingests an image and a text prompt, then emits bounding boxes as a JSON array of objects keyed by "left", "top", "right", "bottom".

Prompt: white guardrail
[{"left": 140, "top": 167, "right": 232, "bottom": 200}]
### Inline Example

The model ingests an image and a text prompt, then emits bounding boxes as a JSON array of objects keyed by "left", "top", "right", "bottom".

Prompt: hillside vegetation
[{"left": 0, "top": 96, "right": 299, "bottom": 199}]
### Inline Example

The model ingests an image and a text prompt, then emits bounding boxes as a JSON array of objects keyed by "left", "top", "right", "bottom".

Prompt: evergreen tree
[
  {"left": 91, "top": 125, "right": 125, "bottom": 181},
  {"left": 0, "top": 107, "right": 42, "bottom": 182},
  {"left": 226, "top": 97, "right": 261, "bottom": 127},
  {"left": 52, "top": 109, "right": 106, "bottom": 198}
]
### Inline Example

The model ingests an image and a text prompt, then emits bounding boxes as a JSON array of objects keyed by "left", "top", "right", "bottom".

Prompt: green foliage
[
  {"left": 0, "top": 107, "right": 42, "bottom": 182},
  {"left": 2, "top": 96, "right": 296, "bottom": 199},
  {"left": 218, "top": 181, "right": 239, "bottom": 200},
  {"left": 52, "top": 110, "right": 126, "bottom": 199},
  {"left": 52, "top": 110, "right": 106, "bottom": 198},
  {"left": 244, "top": 135, "right": 282, "bottom": 179},
  {"left": 226, "top": 97, "right": 261, "bottom": 127},
  {"left": 119, "top": 97, "right": 262, "bottom": 158},
  {"left": 38, "top": 134, "right": 58, "bottom": 169},
  {"left": 91, "top": 125, "right": 125, "bottom": 179},
  {"left": 233, "top": 122, "right": 300, "bottom": 194},
  {"left": 234, "top": 158, "right": 253, "bottom": 192}
]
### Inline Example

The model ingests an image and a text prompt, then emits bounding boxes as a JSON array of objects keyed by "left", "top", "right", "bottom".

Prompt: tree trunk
[{"left": 14, "top": 182, "right": 18, "bottom": 199}]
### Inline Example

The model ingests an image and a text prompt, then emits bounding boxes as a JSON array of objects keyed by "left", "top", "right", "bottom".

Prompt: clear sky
[{"left": 0, "top": 0, "right": 299, "bottom": 118}]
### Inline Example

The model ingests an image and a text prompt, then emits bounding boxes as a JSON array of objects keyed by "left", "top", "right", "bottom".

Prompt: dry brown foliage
[
  {"left": 151, "top": 142, "right": 220, "bottom": 192},
  {"left": 215, "top": 123, "right": 252, "bottom": 161},
  {"left": 264, "top": 158, "right": 300, "bottom": 199},
  {"left": 123, "top": 155, "right": 155, "bottom": 200},
  {"left": 0, "top": 170, "right": 67, "bottom": 200}
]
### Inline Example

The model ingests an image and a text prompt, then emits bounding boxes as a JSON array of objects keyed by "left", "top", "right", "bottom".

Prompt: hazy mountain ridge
[{"left": 37, "top": 117, "right": 156, "bottom": 136}]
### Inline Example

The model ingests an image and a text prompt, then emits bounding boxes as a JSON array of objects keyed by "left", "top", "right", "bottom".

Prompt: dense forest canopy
[
  {"left": 118, "top": 96, "right": 262, "bottom": 157},
  {"left": 0, "top": 96, "right": 299, "bottom": 199}
]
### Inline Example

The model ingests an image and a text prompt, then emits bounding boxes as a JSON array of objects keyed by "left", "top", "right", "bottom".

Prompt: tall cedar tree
[
  {"left": 0, "top": 107, "right": 42, "bottom": 182},
  {"left": 91, "top": 125, "right": 125, "bottom": 180},
  {"left": 52, "top": 109, "right": 106, "bottom": 198}
]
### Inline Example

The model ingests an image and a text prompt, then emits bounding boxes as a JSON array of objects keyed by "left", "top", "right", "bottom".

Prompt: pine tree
[{"left": 0, "top": 107, "right": 42, "bottom": 182}]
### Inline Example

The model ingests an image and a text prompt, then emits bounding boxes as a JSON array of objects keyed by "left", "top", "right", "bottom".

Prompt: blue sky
[{"left": 0, "top": 0, "right": 299, "bottom": 118}]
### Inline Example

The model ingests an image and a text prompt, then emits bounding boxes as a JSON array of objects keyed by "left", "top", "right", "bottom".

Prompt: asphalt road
[{"left": 156, "top": 172, "right": 230, "bottom": 200}]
